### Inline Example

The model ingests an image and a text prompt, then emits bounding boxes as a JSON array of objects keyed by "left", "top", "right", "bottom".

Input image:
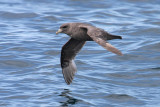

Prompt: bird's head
[{"left": 56, "top": 23, "right": 70, "bottom": 35}]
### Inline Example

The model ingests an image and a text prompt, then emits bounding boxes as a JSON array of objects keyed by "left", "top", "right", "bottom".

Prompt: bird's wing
[
  {"left": 61, "top": 38, "right": 86, "bottom": 85},
  {"left": 79, "top": 25, "right": 123, "bottom": 56}
]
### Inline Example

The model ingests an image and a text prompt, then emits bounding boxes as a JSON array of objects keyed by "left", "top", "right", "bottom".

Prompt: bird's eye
[{"left": 62, "top": 26, "right": 67, "bottom": 28}]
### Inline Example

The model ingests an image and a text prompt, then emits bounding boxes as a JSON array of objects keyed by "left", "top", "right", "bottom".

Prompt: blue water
[{"left": 0, "top": 0, "right": 160, "bottom": 106}]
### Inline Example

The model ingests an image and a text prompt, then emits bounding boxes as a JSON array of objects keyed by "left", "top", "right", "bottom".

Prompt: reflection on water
[
  {"left": 106, "top": 94, "right": 145, "bottom": 105},
  {"left": 59, "top": 89, "right": 79, "bottom": 106},
  {"left": 0, "top": 0, "right": 160, "bottom": 106}
]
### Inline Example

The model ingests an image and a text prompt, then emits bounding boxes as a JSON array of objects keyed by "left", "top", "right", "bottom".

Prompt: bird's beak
[{"left": 56, "top": 29, "right": 63, "bottom": 35}]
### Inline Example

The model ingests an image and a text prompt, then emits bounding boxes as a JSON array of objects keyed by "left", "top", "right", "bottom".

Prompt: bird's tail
[{"left": 107, "top": 34, "right": 122, "bottom": 40}]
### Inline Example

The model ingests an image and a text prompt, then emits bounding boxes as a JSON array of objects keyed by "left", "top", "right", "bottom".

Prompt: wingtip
[
  {"left": 66, "top": 81, "right": 72, "bottom": 85},
  {"left": 105, "top": 43, "right": 123, "bottom": 56},
  {"left": 117, "top": 50, "right": 123, "bottom": 56},
  {"left": 63, "top": 74, "right": 73, "bottom": 85},
  {"left": 65, "top": 79, "right": 72, "bottom": 85},
  {"left": 115, "top": 51, "right": 123, "bottom": 56},
  {"left": 118, "top": 52, "right": 123, "bottom": 56},
  {"left": 62, "top": 60, "right": 77, "bottom": 85}
]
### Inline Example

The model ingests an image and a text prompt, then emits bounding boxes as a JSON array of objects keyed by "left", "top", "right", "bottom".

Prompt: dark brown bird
[{"left": 56, "top": 22, "right": 123, "bottom": 85}]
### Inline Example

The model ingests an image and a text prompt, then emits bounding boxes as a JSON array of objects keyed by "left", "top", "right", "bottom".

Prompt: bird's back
[{"left": 69, "top": 23, "right": 93, "bottom": 41}]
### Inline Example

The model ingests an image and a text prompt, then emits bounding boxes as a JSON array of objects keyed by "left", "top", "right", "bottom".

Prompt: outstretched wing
[
  {"left": 91, "top": 37, "right": 122, "bottom": 56},
  {"left": 61, "top": 38, "right": 86, "bottom": 85},
  {"left": 79, "top": 25, "right": 123, "bottom": 56}
]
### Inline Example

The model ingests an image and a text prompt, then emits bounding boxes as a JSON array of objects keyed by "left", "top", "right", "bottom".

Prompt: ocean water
[{"left": 0, "top": 0, "right": 160, "bottom": 106}]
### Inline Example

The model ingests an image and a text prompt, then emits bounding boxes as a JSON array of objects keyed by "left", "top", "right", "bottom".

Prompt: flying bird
[{"left": 56, "top": 22, "right": 123, "bottom": 85}]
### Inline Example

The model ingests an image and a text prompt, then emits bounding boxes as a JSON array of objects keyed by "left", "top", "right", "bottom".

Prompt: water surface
[{"left": 0, "top": 0, "right": 160, "bottom": 106}]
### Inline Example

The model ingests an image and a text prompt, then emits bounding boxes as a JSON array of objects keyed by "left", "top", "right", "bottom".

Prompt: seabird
[{"left": 56, "top": 22, "right": 123, "bottom": 85}]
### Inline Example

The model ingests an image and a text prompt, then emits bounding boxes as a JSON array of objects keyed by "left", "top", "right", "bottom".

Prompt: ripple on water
[
  {"left": 0, "top": 0, "right": 160, "bottom": 106},
  {"left": 0, "top": 60, "right": 32, "bottom": 68},
  {"left": 106, "top": 94, "right": 145, "bottom": 105},
  {"left": 0, "top": 12, "right": 39, "bottom": 20}
]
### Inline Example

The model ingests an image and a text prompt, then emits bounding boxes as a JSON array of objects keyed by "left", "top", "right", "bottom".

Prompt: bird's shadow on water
[{"left": 59, "top": 89, "right": 79, "bottom": 107}]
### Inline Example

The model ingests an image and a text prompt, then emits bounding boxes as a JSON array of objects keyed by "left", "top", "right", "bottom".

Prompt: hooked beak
[{"left": 56, "top": 29, "right": 63, "bottom": 35}]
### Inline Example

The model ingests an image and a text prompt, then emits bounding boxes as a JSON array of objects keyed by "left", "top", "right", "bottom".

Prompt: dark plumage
[{"left": 56, "top": 22, "right": 123, "bottom": 85}]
